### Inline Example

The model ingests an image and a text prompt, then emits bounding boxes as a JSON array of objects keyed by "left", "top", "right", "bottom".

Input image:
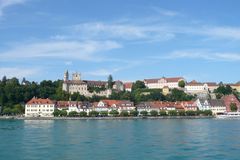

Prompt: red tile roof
[
  {"left": 124, "top": 82, "right": 133, "bottom": 89},
  {"left": 26, "top": 97, "right": 55, "bottom": 105}
]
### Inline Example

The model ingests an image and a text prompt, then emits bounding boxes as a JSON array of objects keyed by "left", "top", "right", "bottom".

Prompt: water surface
[{"left": 0, "top": 119, "right": 240, "bottom": 160}]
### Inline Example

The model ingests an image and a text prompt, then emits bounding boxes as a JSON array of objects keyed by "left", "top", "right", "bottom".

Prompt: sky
[{"left": 0, "top": 0, "right": 240, "bottom": 83}]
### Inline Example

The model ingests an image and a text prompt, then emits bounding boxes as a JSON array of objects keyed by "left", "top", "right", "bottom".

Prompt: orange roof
[
  {"left": 26, "top": 97, "right": 55, "bottom": 105},
  {"left": 124, "top": 82, "right": 133, "bottom": 89}
]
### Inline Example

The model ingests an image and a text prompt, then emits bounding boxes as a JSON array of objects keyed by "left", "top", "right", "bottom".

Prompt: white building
[
  {"left": 144, "top": 77, "right": 185, "bottom": 89},
  {"left": 196, "top": 99, "right": 226, "bottom": 115},
  {"left": 62, "top": 71, "right": 112, "bottom": 97},
  {"left": 185, "top": 81, "right": 218, "bottom": 94},
  {"left": 25, "top": 97, "right": 55, "bottom": 117}
]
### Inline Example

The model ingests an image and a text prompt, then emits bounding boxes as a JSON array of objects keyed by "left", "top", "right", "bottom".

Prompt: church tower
[
  {"left": 72, "top": 72, "right": 81, "bottom": 81},
  {"left": 64, "top": 70, "right": 69, "bottom": 82}
]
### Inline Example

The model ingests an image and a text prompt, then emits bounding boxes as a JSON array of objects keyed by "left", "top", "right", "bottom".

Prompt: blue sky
[{"left": 0, "top": 0, "right": 240, "bottom": 83}]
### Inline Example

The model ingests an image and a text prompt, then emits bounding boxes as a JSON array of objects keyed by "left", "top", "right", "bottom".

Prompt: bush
[
  {"left": 120, "top": 111, "right": 129, "bottom": 117},
  {"left": 59, "top": 110, "right": 67, "bottom": 117},
  {"left": 185, "top": 110, "right": 196, "bottom": 116},
  {"left": 79, "top": 111, "right": 88, "bottom": 117},
  {"left": 53, "top": 109, "right": 61, "bottom": 117},
  {"left": 68, "top": 111, "right": 78, "bottom": 117},
  {"left": 89, "top": 111, "right": 99, "bottom": 117},
  {"left": 109, "top": 110, "right": 119, "bottom": 117},
  {"left": 159, "top": 110, "right": 167, "bottom": 116},
  {"left": 130, "top": 110, "right": 139, "bottom": 117},
  {"left": 178, "top": 110, "right": 186, "bottom": 116},
  {"left": 150, "top": 110, "right": 158, "bottom": 117},
  {"left": 2, "top": 107, "right": 12, "bottom": 116},
  {"left": 202, "top": 110, "right": 212, "bottom": 116},
  {"left": 140, "top": 111, "right": 148, "bottom": 116},
  {"left": 168, "top": 110, "right": 177, "bottom": 116},
  {"left": 100, "top": 111, "right": 108, "bottom": 117}
]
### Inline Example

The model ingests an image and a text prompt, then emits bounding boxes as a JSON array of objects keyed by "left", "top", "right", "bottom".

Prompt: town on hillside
[{"left": 1, "top": 71, "right": 240, "bottom": 118}]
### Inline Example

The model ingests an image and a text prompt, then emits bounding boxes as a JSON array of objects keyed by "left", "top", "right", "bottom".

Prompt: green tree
[
  {"left": 79, "top": 111, "right": 88, "bottom": 117},
  {"left": 159, "top": 110, "right": 167, "bottom": 116},
  {"left": 109, "top": 110, "right": 119, "bottom": 117},
  {"left": 132, "top": 81, "right": 146, "bottom": 91},
  {"left": 150, "top": 110, "right": 158, "bottom": 116},
  {"left": 120, "top": 111, "right": 129, "bottom": 117},
  {"left": 59, "top": 110, "right": 68, "bottom": 117},
  {"left": 107, "top": 75, "right": 113, "bottom": 89},
  {"left": 168, "top": 110, "right": 177, "bottom": 116},
  {"left": 230, "top": 103, "right": 238, "bottom": 112},
  {"left": 178, "top": 110, "right": 186, "bottom": 116},
  {"left": 68, "top": 111, "right": 78, "bottom": 117},
  {"left": 202, "top": 110, "right": 212, "bottom": 116},
  {"left": 53, "top": 109, "right": 61, "bottom": 117},
  {"left": 140, "top": 111, "right": 148, "bottom": 116},
  {"left": 89, "top": 111, "right": 99, "bottom": 117},
  {"left": 178, "top": 80, "right": 186, "bottom": 88},
  {"left": 100, "top": 111, "right": 108, "bottom": 117},
  {"left": 185, "top": 110, "right": 196, "bottom": 116},
  {"left": 130, "top": 110, "right": 139, "bottom": 117},
  {"left": 2, "top": 107, "right": 12, "bottom": 115}
]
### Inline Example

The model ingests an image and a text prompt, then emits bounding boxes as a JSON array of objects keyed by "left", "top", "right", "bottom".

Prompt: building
[
  {"left": 113, "top": 80, "right": 124, "bottom": 91},
  {"left": 180, "top": 101, "right": 198, "bottom": 111},
  {"left": 136, "top": 101, "right": 177, "bottom": 114},
  {"left": 162, "top": 86, "right": 170, "bottom": 95},
  {"left": 124, "top": 82, "right": 133, "bottom": 92},
  {"left": 222, "top": 94, "right": 240, "bottom": 112},
  {"left": 185, "top": 81, "right": 218, "bottom": 94},
  {"left": 144, "top": 77, "right": 185, "bottom": 89},
  {"left": 208, "top": 99, "right": 226, "bottom": 115},
  {"left": 230, "top": 84, "right": 240, "bottom": 92},
  {"left": 25, "top": 97, "right": 55, "bottom": 117},
  {"left": 196, "top": 98, "right": 226, "bottom": 115},
  {"left": 94, "top": 100, "right": 135, "bottom": 113},
  {"left": 196, "top": 99, "right": 211, "bottom": 111},
  {"left": 62, "top": 71, "right": 112, "bottom": 97}
]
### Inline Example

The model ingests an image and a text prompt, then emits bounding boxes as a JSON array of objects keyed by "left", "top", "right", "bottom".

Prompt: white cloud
[
  {"left": 0, "top": 67, "right": 39, "bottom": 79},
  {"left": 157, "top": 50, "right": 240, "bottom": 61},
  {"left": 202, "top": 26, "right": 240, "bottom": 40},
  {"left": 0, "top": 40, "right": 122, "bottom": 61},
  {"left": 0, "top": 0, "right": 26, "bottom": 16},
  {"left": 71, "top": 22, "right": 175, "bottom": 42}
]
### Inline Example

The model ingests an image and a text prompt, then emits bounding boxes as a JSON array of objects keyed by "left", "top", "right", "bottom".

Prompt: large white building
[
  {"left": 144, "top": 77, "right": 185, "bottom": 89},
  {"left": 62, "top": 71, "right": 112, "bottom": 97},
  {"left": 25, "top": 97, "right": 55, "bottom": 117},
  {"left": 185, "top": 81, "right": 218, "bottom": 94}
]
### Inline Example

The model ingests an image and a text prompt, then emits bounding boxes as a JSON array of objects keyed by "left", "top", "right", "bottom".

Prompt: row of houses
[{"left": 25, "top": 94, "right": 240, "bottom": 117}]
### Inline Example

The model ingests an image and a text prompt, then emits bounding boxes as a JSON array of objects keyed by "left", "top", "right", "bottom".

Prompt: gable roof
[{"left": 27, "top": 97, "right": 55, "bottom": 105}]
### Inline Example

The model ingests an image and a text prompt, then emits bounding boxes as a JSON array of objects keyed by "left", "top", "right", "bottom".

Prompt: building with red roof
[{"left": 25, "top": 97, "right": 55, "bottom": 117}]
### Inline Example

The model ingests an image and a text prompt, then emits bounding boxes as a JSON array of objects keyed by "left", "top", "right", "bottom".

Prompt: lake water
[{"left": 0, "top": 119, "right": 240, "bottom": 160}]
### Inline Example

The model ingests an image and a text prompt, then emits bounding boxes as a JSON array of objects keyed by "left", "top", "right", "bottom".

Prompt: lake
[{"left": 0, "top": 119, "right": 240, "bottom": 160}]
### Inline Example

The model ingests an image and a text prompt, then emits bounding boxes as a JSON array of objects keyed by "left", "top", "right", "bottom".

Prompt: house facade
[
  {"left": 25, "top": 97, "right": 55, "bottom": 117},
  {"left": 144, "top": 77, "right": 185, "bottom": 89},
  {"left": 94, "top": 100, "right": 135, "bottom": 113},
  {"left": 185, "top": 81, "right": 218, "bottom": 94}
]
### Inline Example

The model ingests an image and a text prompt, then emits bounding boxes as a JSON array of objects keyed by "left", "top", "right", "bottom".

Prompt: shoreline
[{"left": 0, "top": 116, "right": 214, "bottom": 120}]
